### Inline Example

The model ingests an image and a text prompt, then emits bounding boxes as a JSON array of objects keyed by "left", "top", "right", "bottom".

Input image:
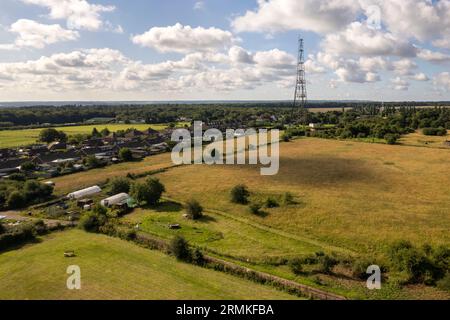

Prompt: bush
[
  {"left": 192, "top": 248, "right": 205, "bottom": 266},
  {"left": 230, "top": 185, "right": 250, "bottom": 204},
  {"left": 7, "top": 191, "right": 26, "bottom": 209},
  {"left": 85, "top": 155, "right": 104, "bottom": 168},
  {"left": 7, "top": 173, "right": 26, "bottom": 182},
  {"left": 352, "top": 258, "right": 374, "bottom": 279},
  {"left": 249, "top": 203, "right": 262, "bottom": 215},
  {"left": 23, "top": 180, "right": 53, "bottom": 203},
  {"left": 119, "top": 148, "right": 133, "bottom": 162},
  {"left": 385, "top": 133, "right": 399, "bottom": 145},
  {"left": 265, "top": 197, "right": 279, "bottom": 208},
  {"left": 0, "top": 221, "right": 5, "bottom": 234},
  {"left": 316, "top": 252, "right": 338, "bottom": 274},
  {"left": 170, "top": 236, "right": 192, "bottom": 262},
  {"left": 422, "top": 127, "right": 447, "bottom": 136},
  {"left": 20, "top": 161, "right": 36, "bottom": 172},
  {"left": 185, "top": 199, "right": 203, "bottom": 220},
  {"left": 437, "top": 273, "right": 450, "bottom": 292},
  {"left": 79, "top": 205, "right": 108, "bottom": 232},
  {"left": 289, "top": 258, "right": 303, "bottom": 275},
  {"left": 109, "top": 177, "right": 131, "bottom": 195},
  {"left": 282, "top": 192, "right": 295, "bottom": 205}
]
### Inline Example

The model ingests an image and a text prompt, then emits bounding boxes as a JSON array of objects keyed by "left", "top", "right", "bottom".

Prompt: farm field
[
  {"left": 50, "top": 137, "right": 450, "bottom": 255},
  {"left": 0, "top": 123, "right": 170, "bottom": 148},
  {"left": 45, "top": 137, "right": 450, "bottom": 299},
  {"left": 399, "top": 130, "right": 450, "bottom": 149},
  {"left": 0, "top": 230, "right": 299, "bottom": 300},
  {"left": 150, "top": 138, "right": 450, "bottom": 254}
]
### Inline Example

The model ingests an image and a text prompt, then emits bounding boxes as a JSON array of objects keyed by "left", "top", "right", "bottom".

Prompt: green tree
[
  {"left": 130, "top": 178, "right": 165, "bottom": 206},
  {"left": 385, "top": 133, "right": 399, "bottom": 145},
  {"left": 109, "top": 177, "right": 131, "bottom": 195},
  {"left": 85, "top": 155, "right": 103, "bottom": 168},
  {"left": 20, "top": 161, "right": 36, "bottom": 172},
  {"left": 100, "top": 128, "right": 111, "bottom": 137},
  {"left": 185, "top": 199, "right": 203, "bottom": 220},
  {"left": 119, "top": 148, "right": 133, "bottom": 162},
  {"left": 7, "top": 191, "right": 25, "bottom": 209},
  {"left": 79, "top": 205, "right": 107, "bottom": 233},
  {"left": 38, "top": 128, "right": 67, "bottom": 143},
  {"left": 230, "top": 184, "right": 250, "bottom": 204},
  {"left": 91, "top": 127, "right": 100, "bottom": 137}
]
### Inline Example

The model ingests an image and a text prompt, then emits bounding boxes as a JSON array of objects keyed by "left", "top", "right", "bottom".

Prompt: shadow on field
[
  {"left": 275, "top": 156, "right": 379, "bottom": 186},
  {"left": 154, "top": 201, "right": 183, "bottom": 213}
]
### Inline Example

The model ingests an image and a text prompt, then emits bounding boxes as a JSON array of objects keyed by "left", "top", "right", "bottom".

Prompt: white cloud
[
  {"left": 0, "top": 45, "right": 298, "bottom": 94},
  {"left": 0, "top": 19, "right": 79, "bottom": 50},
  {"left": 231, "top": 0, "right": 361, "bottom": 34},
  {"left": 132, "top": 23, "right": 237, "bottom": 53},
  {"left": 391, "top": 77, "right": 409, "bottom": 91},
  {"left": 194, "top": 1, "right": 205, "bottom": 11},
  {"left": 412, "top": 73, "right": 429, "bottom": 81},
  {"left": 322, "top": 22, "right": 417, "bottom": 57},
  {"left": 377, "top": 0, "right": 450, "bottom": 43},
  {"left": 417, "top": 48, "right": 450, "bottom": 64},
  {"left": 433, "top": 72, "right": 450, "bottom": 91},
  {"left": 21, "top": 0, "right": 115, "bottom": 31}
]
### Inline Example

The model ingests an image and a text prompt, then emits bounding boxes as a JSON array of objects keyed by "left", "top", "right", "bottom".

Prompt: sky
[{"left": 0, "top": 0, "right": 449, "bottom": 102}]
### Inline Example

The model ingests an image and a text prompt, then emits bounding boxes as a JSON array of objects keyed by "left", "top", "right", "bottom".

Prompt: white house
[
  {"left": 67, "top": 186, "right": 102, "bottom": 200},
  {"left": 100, "top": 193, "right": 131, "bottom": 207}
]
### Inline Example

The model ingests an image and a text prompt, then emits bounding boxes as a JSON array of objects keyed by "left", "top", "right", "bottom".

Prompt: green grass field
[
  {"left": 0, "top": 124, "right": 170, "bottom": 148},
  {"left": 0, "top": 230, "right": 299, "bottom": 300}
]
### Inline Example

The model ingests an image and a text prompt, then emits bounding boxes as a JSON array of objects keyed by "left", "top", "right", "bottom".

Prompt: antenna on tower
[{"left": 292, "top": 36, "right": 307, "bottom": 121}]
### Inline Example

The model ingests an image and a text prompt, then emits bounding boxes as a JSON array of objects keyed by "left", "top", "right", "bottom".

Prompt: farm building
[
  {"left": 100, "top": 193, "right": 131, "bottom": 207},
  {"left": 68, "top": 186, "right": 102, "bottom": 200}
]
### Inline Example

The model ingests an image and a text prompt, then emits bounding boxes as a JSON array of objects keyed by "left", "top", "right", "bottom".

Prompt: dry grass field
[
  {"left": 399, "top": 130, "right": 450, "bottom": 149},
  {"left": 151, "top": 138, "right": 450, "bottom": 255},
  {"left": 44, "top": 137, "right": 450, "bottom": 299}
]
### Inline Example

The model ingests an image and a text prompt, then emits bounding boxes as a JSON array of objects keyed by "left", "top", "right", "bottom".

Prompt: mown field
[
  {"left": 0, "top": 230, "right": 298, "bottom": 300},
  {"left": 0, "top": 124, "right": 169, "bottom": 148}
]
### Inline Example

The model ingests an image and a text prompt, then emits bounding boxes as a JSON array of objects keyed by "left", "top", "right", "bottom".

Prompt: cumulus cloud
[
  {"left": 417, "top": 48, "right": 450, "bottom": 64},
  {"left": 231, "top": 0, "right": 361, "bottom": 34},
  {"left": 132, "top": 23, "right": 237, "bottom": 53},
  {"left": 377, "top": 0, "right": 450, "bottom": 43},
  {"left": 0, "top": 45, "right": 297, "bottom": 93},
  {"left": 433, "top": 72, "right": 450, "bottom": 91},
  {"left": 0, "top": 19, "right": 79, "bottom": 50},
  {"left": 391, "top": 77, "right": 409, "bottom": 91},
  {"left": 322, "top": 22, "right": 417, "bottom": 57},
  {"left": 21, "top": 0, "right": 115, "bottom": 31},
  {"left": 412, "top": 73, "right": 429, "bottom": 81}
]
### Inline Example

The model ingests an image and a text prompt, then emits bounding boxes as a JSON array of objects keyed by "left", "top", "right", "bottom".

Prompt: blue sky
[{"left": 0, "top": 0, "right": 449, "bottom": 101}]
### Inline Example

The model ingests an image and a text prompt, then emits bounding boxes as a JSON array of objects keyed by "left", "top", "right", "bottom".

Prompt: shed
[
  {"left": 100, "top": 193, "right": 131, "bottom": 207},
  {"left": 68, "top": 186, "right": 102, "bottom": 200}
]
